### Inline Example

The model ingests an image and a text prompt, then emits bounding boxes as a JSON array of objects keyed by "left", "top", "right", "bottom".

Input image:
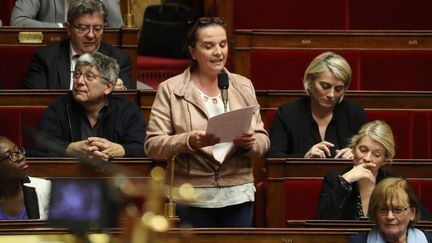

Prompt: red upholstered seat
[
  {"left": 0, "top": 0, "right": 15, "bottom": 26},
  {"left": 136, "top": 56, "right": 191, "bottom": 89},
  {"left": 254, "top": 179, "right": 322, "bottom": 225},
  {"left": 408, "top": 179, "right": 432, "bottom": 214},
  {"left": 284, "top": 179, "right": 322, "bottom": 220},
  {"left": 254, "top": 181, "right": 267, "bottom": 227},
  {"left": 359, "top": 51, "right": 432, "bottom": 91},
  {"left": 0, "top": 107, "right": 46, "bottom": 148},
  {"left": 0, "top": 46, "right": 37, "bottom": 89},
  {"left": 233, "top": 0, "right": 347, "bottom": 30},
  {"left": 249, "top": 50, "right": 360, "bottom": 90},
  {"left": 366, "top": 110, "right": 414, "bottom": 159},
  {"left": 349, "top": 0, "right": 432, "bottom": 30}
]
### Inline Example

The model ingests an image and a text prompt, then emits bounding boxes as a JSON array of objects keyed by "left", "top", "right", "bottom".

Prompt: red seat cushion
[
  {"left": 0, "top": 107, "right": 46, "bottom": 149},
  {"left": 349, "top": 0, "right": 432, "bottom": 30},
  {"left": 249, "top": 50, "right": 360, "bottom": 90},
  {"left": 359, "top": 51, "right": 432, "bottom": 91},
  {"left": 0, "top": 0, "right": 15, "bottom": 26},
  {"left": 0, "top": 46, "right": 37, "bottom": 89},
  {"left": 136, "top": 56, "right": 191, "bottom": 89},
  {"left": 284, "top": 179, "right": 322, "bottom": 220},
  {"left": 233, "top": 0, "right": 347, "bottom": 30},
  {"left": 366, "top": 110, "right": 413, "bottom": 159}
]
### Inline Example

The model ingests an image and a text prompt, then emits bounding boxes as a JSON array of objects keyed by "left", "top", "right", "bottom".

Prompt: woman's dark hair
[{"left": 187, "top": 17, "right": 226, "bottom": 72}]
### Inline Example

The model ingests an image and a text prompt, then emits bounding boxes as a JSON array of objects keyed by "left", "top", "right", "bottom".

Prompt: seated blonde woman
[{"left": 317, "top": 120, "right": 431, "bottom": 220}]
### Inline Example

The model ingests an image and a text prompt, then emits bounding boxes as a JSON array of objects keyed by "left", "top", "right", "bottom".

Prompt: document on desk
[{"left": 206, "top": 106, "right": 255, "bottom": 143}]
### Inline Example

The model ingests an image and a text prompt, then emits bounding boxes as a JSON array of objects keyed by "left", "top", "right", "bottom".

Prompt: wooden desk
[
  {"left": 267, "top": 158, "right": 432, "bottom": 179},
  {"left": 26, "top": 157, "right": 160, "bottom": 178},
  {"left": 266, "top": 158, "right": 432, "bottom": 227},
  {"left": 233, "top": 29, "right": 432, "bottom": 78},
  {"left": 256, "top": 90, "right": 432, "bottom": 112},
  {"left": 0, "top": 27, "right": 138, "bottom": 88}
]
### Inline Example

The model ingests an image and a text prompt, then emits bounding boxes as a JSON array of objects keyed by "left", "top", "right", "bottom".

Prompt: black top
[
  {"left": 36, "top": 92, "right": 146, "bottom": 157},
  {"left": 24, "top": 39, "right": 133, "bottom": 89},
  {"left": 266, "top": 96, "right": 367, "bottom": 158},
  {"left": 22, "top": 177, "right": 40, "bottom": 219},
  {"left": 317, "top": 166, "right": 431, "bottom": 220}
]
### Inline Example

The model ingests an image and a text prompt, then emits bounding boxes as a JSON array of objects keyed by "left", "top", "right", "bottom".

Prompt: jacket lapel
[
  {"left": 22, "top": 183, "right": 40, "bottom": 219},
  {"left": 57, "top": 42, "right": 71, "bottom": 89}
]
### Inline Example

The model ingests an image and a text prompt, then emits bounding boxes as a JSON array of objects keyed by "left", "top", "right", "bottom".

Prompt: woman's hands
[
  {"left": 342, "top": 163, "right": 376, "bottom": 184},
  {"left": 304, "top": 141, "right": 353, "bottom": 159},
  {"left": 189, "top": 131, "right": 220, "bottom": 149},
  {"left": 189, "top": 130, "right": 255, "bottom": 150},
  {"left": 233, "top": 131, "right": 255, "bottom": 150}
]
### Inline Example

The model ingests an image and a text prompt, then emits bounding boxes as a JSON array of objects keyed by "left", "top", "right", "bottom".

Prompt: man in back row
[
  {"left": 24, "top": 0, "right": 132, "bottom": 90},
  {"left": 10, "top": 0, "right": 123, "bottom": 28}
]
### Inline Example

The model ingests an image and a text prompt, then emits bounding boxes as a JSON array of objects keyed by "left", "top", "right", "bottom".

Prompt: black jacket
[
  {"left": 37, "top": 92, "right": 146, "bottom": 157},
  {"left": 317, "top": 166, "right": 431, "bottom": 220},
  {"left": 267, "top": 96, "right": 367, "bottom": 158},
  {"left": 24, "top": 39, "right": 133, "bottom": 89},
  {"left": 22, "top": 177, "right": 40, "bottom": 219}
]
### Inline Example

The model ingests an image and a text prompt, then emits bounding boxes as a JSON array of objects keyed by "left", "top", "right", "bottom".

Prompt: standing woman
[
  {"left": 267, "top": 52, "right": 367, "bottom": 158},
  {"left": 144, "top": 17, "right": 269, "bottom": 227}
]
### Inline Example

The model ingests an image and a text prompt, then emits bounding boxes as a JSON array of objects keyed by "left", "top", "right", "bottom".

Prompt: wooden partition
[
  {"left": 0, "top": 27, "right": 138, "bottom": 88},
  {"left": 0, "top": 227, "right": 353, "bottom": 243},
  {"left": 233, "top": 29, "right": 432, "bottom": 90},
  {"left": 265, "top": 158, "right": 432, "bottom": 227},
  {"left": 26, "top": 157, "right": 160, "bottom": 178}
]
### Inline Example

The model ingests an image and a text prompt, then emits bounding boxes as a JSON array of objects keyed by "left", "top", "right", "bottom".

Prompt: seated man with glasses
[
  {"left": 350, "top": 177, "right": 432, "bottom": 243},
  {"left": 24, "top": 0, "right": 132, "bottom": 90},
  {"left": 0, "top": 136, "right": 51, "bottom": 220},
  {"left": 36, "top": 52, "right": 146, "bottom": 159},
  {"left": 11, "top": 0, "right": 123, "bottom": 28}
]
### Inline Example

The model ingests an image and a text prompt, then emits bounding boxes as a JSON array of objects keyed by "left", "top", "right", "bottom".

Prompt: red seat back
[
  {"left": 0, "top": 107, "right": 46, "bottom": 148},
  {"left": 284, "top": 179, "right": 323, "bottom": 220},
  {"left": 0, "top": 46, "right": 38, "bottom": 89}
]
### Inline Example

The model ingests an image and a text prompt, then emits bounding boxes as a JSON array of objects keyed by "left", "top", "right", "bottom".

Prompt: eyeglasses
[
  {"left": 72, "top": 70, "right": 109, "bottom": 83},
  {"left": 378, "top": 207, "right": 410, "bottom": 217},
  {"left": 196, "top": 17, "right": 225, "bottom": 25},
  {"left": 71, "top": 23, "right": 104, "bottom": 35},
  {"left": 0, "top": 146, "right": 25, "bottom": 163}
]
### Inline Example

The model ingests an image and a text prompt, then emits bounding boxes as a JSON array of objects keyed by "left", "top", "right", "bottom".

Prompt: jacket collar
[
  {"left": 22, "top": 178, "right": 40, "bottom": 219},
  {"left": 172, "top": 67, "right": 254, "bottom": 116}
]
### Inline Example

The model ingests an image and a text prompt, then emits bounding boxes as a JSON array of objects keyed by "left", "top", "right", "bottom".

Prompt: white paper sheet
[{"left": 206, "top": 106, "right": 255, "bottom": 142}]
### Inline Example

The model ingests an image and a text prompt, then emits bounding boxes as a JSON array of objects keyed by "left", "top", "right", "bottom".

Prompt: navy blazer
[{"left": 24, "top": 39, "right": 132, "bottom": 89}]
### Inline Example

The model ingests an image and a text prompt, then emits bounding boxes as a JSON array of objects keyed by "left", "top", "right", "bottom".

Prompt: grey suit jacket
[{"left": 11, "top": 0, "right": 124, "bottom": 28}]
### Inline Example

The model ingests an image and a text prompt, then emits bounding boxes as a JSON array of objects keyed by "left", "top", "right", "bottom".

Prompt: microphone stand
[{"left": 165, "top": 154, "right": 180, "bottom": 226}]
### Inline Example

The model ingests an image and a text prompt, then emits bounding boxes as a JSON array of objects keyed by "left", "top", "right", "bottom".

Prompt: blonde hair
[
  {"left": 303, "top": 52, "right": 352, "bottom": 96},
  {"left": 368, "top": 177, "right": 420, "bottom": 223},
  {"left": 350, "top": 120, "right": 395, "bottom": 161}
]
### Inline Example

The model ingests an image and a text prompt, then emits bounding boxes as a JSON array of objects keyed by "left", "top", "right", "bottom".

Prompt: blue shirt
[{"left": 0, "top": 206, "right": 28, "bottom": 220}]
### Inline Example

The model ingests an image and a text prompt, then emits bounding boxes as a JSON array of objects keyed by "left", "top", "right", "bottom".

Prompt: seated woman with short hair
[
  {"left": 350, "top": 177, "right": 432, "bottom": 243},
  {"left": 0, "top": 136, "right": 51, "bottom": 219}
]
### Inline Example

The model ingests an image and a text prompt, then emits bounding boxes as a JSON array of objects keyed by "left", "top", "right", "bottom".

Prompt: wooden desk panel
[
  {"left": 233, "top": 29, "right": 432, "bottom": 78},
  {"left": 267, "top": 158, "right": 432, "bottom": 179},
  {"left": 266, "top": 158, "right": 432, "bottom": 227},
  {"left": 27, "top": 157, "right": 161, "bottom": 178},
  {"left": 256, "top": 90, "right": 432, "bottom": 111}
]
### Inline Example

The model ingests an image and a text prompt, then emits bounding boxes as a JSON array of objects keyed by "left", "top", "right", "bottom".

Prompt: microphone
[{"left": 218, "top": 72, "right": 229, "bottom": 112}]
